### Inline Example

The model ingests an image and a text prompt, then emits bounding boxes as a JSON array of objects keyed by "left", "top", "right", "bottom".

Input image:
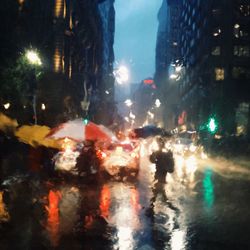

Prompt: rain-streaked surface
[{"left": 0, "top": 142, "right": 250, "bottom": 250}]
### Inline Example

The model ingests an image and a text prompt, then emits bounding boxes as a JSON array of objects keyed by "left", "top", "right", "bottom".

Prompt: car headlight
[{"left": 189, "top": 144, "right": 197, "bottom": 152}]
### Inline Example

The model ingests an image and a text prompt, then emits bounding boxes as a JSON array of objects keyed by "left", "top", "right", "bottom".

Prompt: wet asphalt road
[{"left": 0, "top": 145, "right": 250, "bottom": 250}]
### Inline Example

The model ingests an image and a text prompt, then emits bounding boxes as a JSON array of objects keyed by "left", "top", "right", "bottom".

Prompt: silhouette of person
[{"left": 149, "top": 137, "right": 174, "bottom": 206}]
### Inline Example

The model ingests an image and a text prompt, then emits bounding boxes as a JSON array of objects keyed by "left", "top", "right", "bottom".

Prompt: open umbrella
[
  {"left": 46, "top": 119, "right": 117, "bottom": 142},
  {"left": 131, "top": 125, "right": 172, "bottom": 139}
]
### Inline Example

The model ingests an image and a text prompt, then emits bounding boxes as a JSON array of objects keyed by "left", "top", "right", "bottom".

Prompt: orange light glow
[
  {"left": 130, "top": 188, "right": 141, "bottom": 212},
  {"left": 100, "top": 185, "right": 111, "bottom": 219},
  {"left": 54, "top": 0, "right": 64, "bottom": 18},
  {"left": 46, "top": 190, "right": 62, "bottom": 247},
  {"left": 54, "top": 47, "right": 61, "bottom": 72},
  {"left": 115, "top": 146, "right": 123, "bottom": 154}
]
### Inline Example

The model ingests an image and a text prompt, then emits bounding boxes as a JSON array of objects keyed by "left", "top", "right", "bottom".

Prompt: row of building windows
[
  {"left": 215, "top": 67, "right": 250, "bottom": 80},
  {"left": 211, "top": 45, "right": 250, "bottom": 57},
  {"left": 211, "top": 24, "right": 249, "bottom": 39},
  {"left": 238, "top": 4, "right": 250, "bottom": 16}
]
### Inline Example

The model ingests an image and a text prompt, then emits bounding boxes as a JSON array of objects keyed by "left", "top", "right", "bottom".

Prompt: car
[
  {"left": 97, "top": 141, "right": 140, "bottom": 181},
  {"left": 172, "top": 137, "right": 198, "bottom": 156}
]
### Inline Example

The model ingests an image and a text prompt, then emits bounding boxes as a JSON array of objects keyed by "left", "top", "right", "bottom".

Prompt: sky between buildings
[{"left": 114, "top": 0, "right": 162, "bottom": 84}]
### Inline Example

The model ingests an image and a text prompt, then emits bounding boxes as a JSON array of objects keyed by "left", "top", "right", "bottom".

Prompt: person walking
[{"left": 149, "top": 137, "right": 174, "bottom": 204}]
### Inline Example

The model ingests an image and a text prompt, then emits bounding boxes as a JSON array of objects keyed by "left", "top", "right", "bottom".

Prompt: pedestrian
[{"left": 149, "top": 137, "right": 174, "bottom": 204}]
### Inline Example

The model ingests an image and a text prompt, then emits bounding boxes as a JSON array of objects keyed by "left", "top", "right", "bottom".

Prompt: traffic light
[
  {"left": 83, "top": 118, "right": 89, "bottom": 125},
  {"left": 207, "top": 117, "right": 218, "bottom": 133}
]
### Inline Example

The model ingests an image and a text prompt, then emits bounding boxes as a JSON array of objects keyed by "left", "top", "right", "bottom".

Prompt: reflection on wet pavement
[{"left": 0, "top": 146, "right": 250, "bottom": 249}]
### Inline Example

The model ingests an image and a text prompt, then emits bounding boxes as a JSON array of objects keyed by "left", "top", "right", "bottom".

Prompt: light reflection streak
[
  {"left": 171, "top": 229, "right": 186, "bottom": 250},
  {"left": 46, "top": 190, "right": 62, "bottom": 247},
  {"left": 100, "top": 184, "right": 111, "bottom": 219},
  {"left": 107, "top": 183, "right": 141, "bottom": 250},
  {"left": 203, "top": 168, "right": 214, "bottom": 209},
  {"left": 0, "top": 191, "right": 9, "bottom": 222}
]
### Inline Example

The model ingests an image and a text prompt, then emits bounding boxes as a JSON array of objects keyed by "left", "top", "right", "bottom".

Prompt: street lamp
[
  {"left": 25, "top": 50, "right": 42, "bottom": 66},
  {"left": 113, "top": 65, "right": 129, "bottom": 85},
  {"left": 155, "top": 99, "right": 161, "bottom": 108},
  {"left": 124, "top": 99, "right": 133, "bottom": 107},
  {"left": 25, "top": 49, "right": 42, "bottom": 125}
]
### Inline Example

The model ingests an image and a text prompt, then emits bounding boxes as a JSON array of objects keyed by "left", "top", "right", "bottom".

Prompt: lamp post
[{"left": 25, "top": 49, "right": 42, "bottom": 125}]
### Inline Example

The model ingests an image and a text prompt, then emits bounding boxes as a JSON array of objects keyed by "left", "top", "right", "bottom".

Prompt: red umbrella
[{"left": 46, "top": 119, "right": 117, "bottom": 142}]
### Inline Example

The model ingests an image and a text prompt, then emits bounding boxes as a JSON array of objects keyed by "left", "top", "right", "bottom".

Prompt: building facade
[
  {"left": 155, "top": 0, "right": 250, "bottom": 136},
  {"left": 0, "top": 0, "right": 115, "bottom": 126},
  {"left": 179, "top": 0, "right": 250, "bottom": 136},
  {"left": 155, "top": 0, "right": 181, "bottom": 130}
]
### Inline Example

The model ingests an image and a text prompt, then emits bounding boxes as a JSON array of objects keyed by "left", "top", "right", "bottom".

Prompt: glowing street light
[
  {"left": 175, "top": 65, "right": 182, "bottom": 73},
  {"left": 155, "top": 99, "right": 161, "bottom": 108},
  {"left": 147, "top": 111, "right": 154, "bottom": 119},
  {"left": 24, "top": 49, "right": 42, "bottom": 125},
  {"left": 3, "top": 103, "right": 10, "bottom": 110},
  {"left": 25, "top": 50, "right": 42, "bottom": 66},
  {"left": 41, "top": 103, "right": 46, "bottom": 110},
  {"left": 114, "top": 65, "right": 129, "bottom": 84},
  {"left": 124, "top": 99, "right": 133, "bottom": 107},
  {"left": 170, "top": 74, "right": 178, "bottom": 80}
]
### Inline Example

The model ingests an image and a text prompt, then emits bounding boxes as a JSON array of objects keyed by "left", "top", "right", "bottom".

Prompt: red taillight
[
  {"left": 131, "top": 152, "right": 138, "bottom": 158},
  {"left": 96, "top": 149, "right": 107, "bottom": 159}
]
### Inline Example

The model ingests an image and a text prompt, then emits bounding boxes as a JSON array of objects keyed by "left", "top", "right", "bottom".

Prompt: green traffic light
[
  {"left": 83, "top": 118, "right": 89, "bottom": 125},
  {"left": 207, "top": 118, "right": 217, "bottom": 133}
]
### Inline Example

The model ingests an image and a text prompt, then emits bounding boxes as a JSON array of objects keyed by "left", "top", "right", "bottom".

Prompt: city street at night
[
  {"left": 1, "top": 0, "right": 250, "bottom": 249},
  {"left": 0, "top": 141, "right": 250, "bottom": 249}
]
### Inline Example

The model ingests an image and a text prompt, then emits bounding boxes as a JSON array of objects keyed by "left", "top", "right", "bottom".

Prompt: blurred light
[
  {"left": 25, "top": 50, "right": 42, "bottom": 65},
  {"left": 129, "top": 111, "right": 136, "bottom": 119},
  {"left": 170, "top": 74, "right": 178, "bottom": 79},
  {"left": 105, "top": 90, "right": 110, "bottom": 95},
  {"left": 124, "top": 117, "right": 129, "bottom": 122},
  {"left": 3, "top": 103, "right": 10, "bottom": 110},
  {"left": 175, "top": 65, "right": 182, "bottom": 72},
  {"left": 186, "top": 156, "right": 197, "bottom": 174},
  {"left": 147, "top": 111, "right": 154, "bottom": 119},
  {"left": 203, "top": 168, "right": 214, "bottom": 208},
  {"left": 201, "top": 152, "right": 208, "bottom": 159},
  {"left": 41, "top": 103, "right": 46, "bottom": 110},
  {"left": 171, "top": 230, "right": 186, "bottom": 250},
  {"left": 207, "top": 117, "right": 218, "bottom": 133},
  {"left": 114, "top": 65, "right": 129, "bottom": 84},
  {"left": 83, "top": 118, "right": 89, "bottom": 125},
  {"left": 155, "top": 99, "right": 161, "bottom": 108},
  {"left": 189, "top": 144, "right": 197, "bottom": 152},
  {"left": 234, "top": 23, "right": 240, "bottom": 29},
  {"left": 124, "top": 99, "right": 133, "bottom": 107}
]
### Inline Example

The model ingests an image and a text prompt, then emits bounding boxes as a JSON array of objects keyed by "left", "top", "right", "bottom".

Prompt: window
[
  {"left": 234, "top": 45, "right": 250, "bottom": 57},
  {"left": 212, "top": 46, "right": 221, "bottom": 56},
  {"left": 213, "top": 27, "right": 222, "bottom": 37},
  {"left": 232, "top": 67, "right": 250, "bottom": 79},
  {"left": 234, "top": 24, "right": 249, "bottom": 38},
  {"left": 239, "top": 4, "right": 250, "bottom": 17},
  {"left": 215, "top": 68, "right": 225, "bottom": 80}
]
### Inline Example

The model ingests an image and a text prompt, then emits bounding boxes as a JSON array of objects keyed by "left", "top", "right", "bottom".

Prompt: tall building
[
  {"left": 155, "top": 0, "right": 181, "bottom": 130},
  {"left": 0, "top": 0, "right": 115, "bottom": 125},
  {"left": 179, "top": 0, "right": 250, "bottom": 136}
]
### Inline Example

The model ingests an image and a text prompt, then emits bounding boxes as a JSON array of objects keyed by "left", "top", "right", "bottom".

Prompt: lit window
[
  {"left": 211, "top": 46, "right": 221, "bottom": 56},
  {"left": 234, "top": 45, "right": 250, "bottom": 57},
  {"left": 234, "top": 24, "right": 240, "bottom": 38},
  {"left": 234, "top": 24, "right": 249, "bottom": 38},
  {"left": 239, "top": 5, "right": 250, "bottom": 17},
  {"left": 213, "top": 27, "right": 221, "bottom": 37},
  {"left": 215, "top": 68, "right": 225, "bottom": 81},
  {"left": 232, "top": 67, "right": 250, "bottom": 79},
  {"left": 54, "top": 47, "right": 61, "bottom": 72},
  {"left": 54, "top": 0, "right": 64, "bottom": 18}
]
